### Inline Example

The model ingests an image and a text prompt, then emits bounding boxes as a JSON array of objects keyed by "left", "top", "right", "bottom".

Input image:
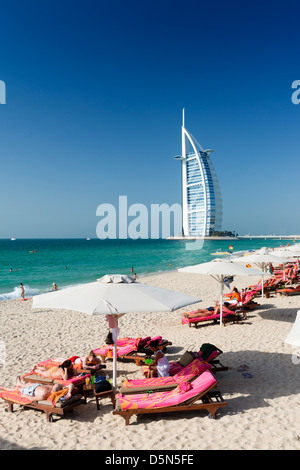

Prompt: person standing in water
[{"left": 20, "top": 283, "right": 25, "bottom": 299}]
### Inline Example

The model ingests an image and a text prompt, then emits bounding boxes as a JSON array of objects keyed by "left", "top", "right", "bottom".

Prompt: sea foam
[{"left": 0, "top": 285, "right": 40, "bottom": 302}]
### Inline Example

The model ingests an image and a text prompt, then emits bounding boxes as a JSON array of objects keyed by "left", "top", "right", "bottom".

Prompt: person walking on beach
[{"left": 20, "top": 283, "right": 25, "bottom": 299}]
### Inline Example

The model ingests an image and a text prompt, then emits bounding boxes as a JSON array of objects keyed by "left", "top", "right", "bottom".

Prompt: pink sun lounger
[
  {"left": 182, "top": 307, "right": 238, "bottom": 328},
  {"left": 113, "top": 370, "right": 228, "bottom": 425},
  {"left": 0, "top": 387, "right": 83, "bottom": 422},
  {"left": 120, "top": 359, "right": 211, "bottom": 394},
  {"left": 93, "top": 336, "right": 172, "bottom": 365},
  {"left": 21, "top": 357, "right": 90, "bottom": 387}
]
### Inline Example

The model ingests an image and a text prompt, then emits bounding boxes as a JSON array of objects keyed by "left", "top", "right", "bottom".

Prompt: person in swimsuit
[
  {"left": 20, "top": 283, "right": 25, "bottom": 299},
  {"left": 12, "top": 376, "right": 75, "bottom": 402},
  {"left": 147, "top": 340, "right": 170, "bottom": 378},
  {"left": 81, "top": 351, "right": 102, "bottom": 371},
  {"left": 33, "top": 359, "right": 77, "bottom": 381}
]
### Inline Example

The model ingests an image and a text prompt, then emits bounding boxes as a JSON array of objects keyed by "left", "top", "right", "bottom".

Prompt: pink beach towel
[
  {"left": 116, "top": 370, "right": 216, "bottom": 410},
  {"left": 123, "top": 359, "right": 211, "bottom": 389},
  {"left": 0, "top": 388, "right": 34, "bottom": 405}
]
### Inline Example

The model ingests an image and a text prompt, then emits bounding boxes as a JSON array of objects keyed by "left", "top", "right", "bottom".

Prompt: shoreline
[{"left": 0, "top": 238, "right": 297, "bottom": 301}]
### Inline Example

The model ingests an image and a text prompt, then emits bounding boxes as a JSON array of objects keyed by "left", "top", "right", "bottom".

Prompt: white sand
[{"left": 0, "top": 271, "right": 300, "bottom": 450}]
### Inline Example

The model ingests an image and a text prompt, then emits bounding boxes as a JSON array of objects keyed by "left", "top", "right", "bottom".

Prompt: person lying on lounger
[
  {"left": 9, "top": 376, "right": 75, "bottom": 402},
  {"left": 184, "top": 306, "right": 217, "bottom": 318},
  {"left": 33, "top": 359, "right": 77, "bottom": 381}
]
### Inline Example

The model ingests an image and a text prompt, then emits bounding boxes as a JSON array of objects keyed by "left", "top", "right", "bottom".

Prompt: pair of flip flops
[
  {"left": 237, "top": 364, "right": 249, "bottom": 371},
  {"left": 237, "top": 364, "right": 253, "bottom": 378}
]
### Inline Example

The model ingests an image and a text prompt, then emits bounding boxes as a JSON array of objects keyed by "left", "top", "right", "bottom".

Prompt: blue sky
[{"left": 0, "top": 0, "right": 300, "bottom": 238}]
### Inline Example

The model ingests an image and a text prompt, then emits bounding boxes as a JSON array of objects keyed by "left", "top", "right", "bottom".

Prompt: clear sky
[{"left": 1, "top": 0, "right": 300, "bottom": 238}]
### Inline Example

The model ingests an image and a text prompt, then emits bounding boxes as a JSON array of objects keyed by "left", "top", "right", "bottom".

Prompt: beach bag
[
  {"left": 95, "top": 379, "right": 112, "bottom": 394},
  {"left": 105, "top": 331, "right": 114, "bottom": 345},
  {"left": 179, "top": 345, "right": 197, "bottom": 367},
  {"left": 199, "top": 343, "right": 221, "bottom": 361}
]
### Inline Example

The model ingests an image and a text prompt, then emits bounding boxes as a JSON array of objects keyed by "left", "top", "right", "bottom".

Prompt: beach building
[{"left": 174, "top": 110, "right": 223, "bottom": 237}]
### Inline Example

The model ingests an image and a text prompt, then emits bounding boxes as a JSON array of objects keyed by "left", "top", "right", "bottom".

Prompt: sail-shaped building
[{"left": 174, "top": 110, "right": 223, "bottom": 237}]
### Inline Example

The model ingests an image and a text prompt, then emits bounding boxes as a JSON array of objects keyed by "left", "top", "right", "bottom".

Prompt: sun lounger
[
  {"left": 113, "top": 370, "right": 227, "bottom": 425},
  {"left": 21, "top": 358, "right": 91, "bottom": 387},
  {"left": 276, "top": 285, "right": 300, "bottom": 296},
  {"left": 120, "top": 360, "right": 211, "bottom": 394},
  {"left": 224, "top": 293, "right": 259, "bottom": 315},
  {"left": 93, "top": 336, "right": 172, "bottom": 365},
  {"left": 0, "top": 387, "right": 84, "bottom": 422},
  {"left": 182, "top": 307, "right": 239, "bottom": 328},
  {"left": 141, "top": 343, "right": 228, "bottom": 377}
]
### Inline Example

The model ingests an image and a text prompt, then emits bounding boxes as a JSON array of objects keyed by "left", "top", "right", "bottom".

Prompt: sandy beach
[{"left": 0, "top": 271, "right": 299, "bottom": 451}]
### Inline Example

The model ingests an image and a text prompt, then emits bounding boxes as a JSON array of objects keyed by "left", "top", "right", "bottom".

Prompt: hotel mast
[{"left": 174, "top": 109, "right": 223, "bottom": 237}]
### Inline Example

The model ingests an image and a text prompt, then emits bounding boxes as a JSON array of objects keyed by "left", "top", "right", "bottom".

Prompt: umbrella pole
[
  {"left": 220, "top": 276, "right": 223, "bottom": 326},
  {"left": 113, "top": 340, "right": 117, "bottom": 389}
]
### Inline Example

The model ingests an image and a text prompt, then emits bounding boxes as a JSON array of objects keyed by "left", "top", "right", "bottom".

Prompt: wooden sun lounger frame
[
  {"left": 277, "top": 289, "right": 300, "bottom": 296},
  {"left": 21, "top": 374, "right": 88, "bottom": 387},
  {"left": 186, "top": 313, "right": 239, "bottom": 329},
  {"left": 3, "top": 394, "right": 84, "bottom": 422},
  {"left": 113, "top": 380, "right": 227, "bottom": 425}
]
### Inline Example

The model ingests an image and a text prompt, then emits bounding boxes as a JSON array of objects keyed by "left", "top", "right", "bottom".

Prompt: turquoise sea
[{"left": 0, "top": 237, "right": 294, "bottom": 301}]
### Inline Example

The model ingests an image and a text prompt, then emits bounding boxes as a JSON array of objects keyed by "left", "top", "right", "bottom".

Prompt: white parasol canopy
[
  {"left": 32, "top": 274, "right": 200, "bottom": 387},
  {"left": 232, "top": 253, "right": 291, "bottom": 295},
  {"left": 285, "top": 310, "right": 300, "bottom": 347},
  {"left": 285, "top": 244, "right": 300, "bottom": 251},
  {"left": 272, "top": 250, "right": 300, "bottom": 258},
  {"left": 178, "top": 259, "right": 266, "bottom": 325}
]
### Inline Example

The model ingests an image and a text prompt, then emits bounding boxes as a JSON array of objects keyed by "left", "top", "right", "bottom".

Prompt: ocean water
[{"left": 0, "top": 237, "right": 293, "bottom": 300}]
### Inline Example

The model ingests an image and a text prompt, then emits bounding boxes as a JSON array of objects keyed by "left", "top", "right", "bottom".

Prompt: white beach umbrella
[
  {"left": 32, "top": 274, "right": 200, "bottom": 388},
  {"left": 272, "top": 250, "right": 300, "bottom": 279},
  {"left": 273, "top": 250, "right": 300, "bottom": 258},
  {"left": 178, "top": 259, "right": 266, "bottom": 325},
  {"left": 232, "top": 253, "right": 290, "bottom": 296},
  {"left": 285, "top": 310, "right": 300, "bottom": 347},
  {"left": 285, "top": 244, "right": 300, "bottom": 251}
]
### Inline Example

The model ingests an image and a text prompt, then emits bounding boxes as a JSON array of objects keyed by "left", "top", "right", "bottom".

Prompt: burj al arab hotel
[{"left": 174, "top": 110, "right": 223, "bottom": 237}]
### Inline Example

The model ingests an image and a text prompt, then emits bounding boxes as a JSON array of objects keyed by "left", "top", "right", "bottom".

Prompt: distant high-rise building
[{"left": 174, "top": 109, "right": 223, "bottom": 237}]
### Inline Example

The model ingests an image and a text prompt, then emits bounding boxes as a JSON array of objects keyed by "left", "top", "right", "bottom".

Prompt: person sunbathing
[
  {"left": 33, "top": 359, "right": 77, "bottom": 381},
  {"left": 81, "top": 351, "right": 102, "bottom": 371},
  {"left": 184, "top": 306, "right": 218, "bottom": 318},
  {"left": 9, "top": 376, "right": 75, "bottom": 402}
]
